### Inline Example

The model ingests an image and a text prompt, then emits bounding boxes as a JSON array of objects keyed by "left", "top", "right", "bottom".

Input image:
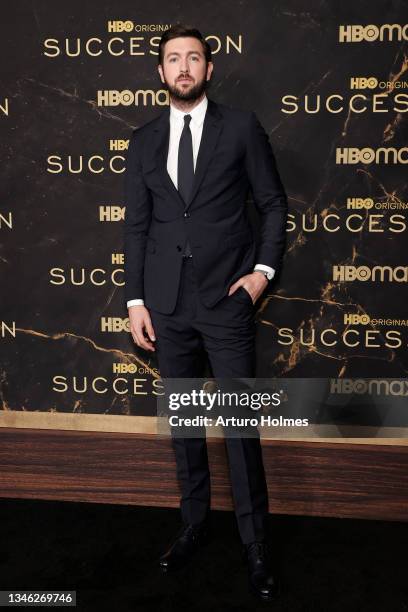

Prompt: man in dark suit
[{"left": 124, "top": 24, "right": 287, "bottom": 601}]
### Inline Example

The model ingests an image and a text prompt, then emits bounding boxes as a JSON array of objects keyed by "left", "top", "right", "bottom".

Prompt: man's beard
[{"left": 165, "top": 74, "right": 208, "bottom": 102}]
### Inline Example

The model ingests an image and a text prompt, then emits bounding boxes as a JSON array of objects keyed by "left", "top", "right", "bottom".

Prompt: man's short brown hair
[{"left": 158, "top": 24, "right": 212, "bottom": 65}]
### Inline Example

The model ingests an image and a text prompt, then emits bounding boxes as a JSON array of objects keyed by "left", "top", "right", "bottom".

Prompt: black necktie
[
  {"left": 177, "top": 114, "right": 194, "bottom": 205},
  {"left": 177, "top": 114, "right": 194, "bottom": 256}
]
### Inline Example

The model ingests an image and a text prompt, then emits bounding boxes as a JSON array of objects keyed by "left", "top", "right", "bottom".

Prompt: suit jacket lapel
[
  {"left": 153, "top": 98, "right": 223, "bottom": 211},
  {"left": 185, "top": 98, "right": 223, "bottom": 211}
]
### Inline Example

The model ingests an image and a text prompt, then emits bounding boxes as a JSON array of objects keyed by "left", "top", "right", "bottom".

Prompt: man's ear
[
  {"left": 206, "top": 61, "right": 214, "bottom": 81},
  {"left": 158, "top": 64, "right": 165, "bottom": 84}
]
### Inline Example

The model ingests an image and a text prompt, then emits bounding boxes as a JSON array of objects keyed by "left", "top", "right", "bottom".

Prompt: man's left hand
[{"left": 228, "top": 271, "right": 268, "bottom": 305}]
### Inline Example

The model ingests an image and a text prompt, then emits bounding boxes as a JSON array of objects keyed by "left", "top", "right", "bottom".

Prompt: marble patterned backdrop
[{"left": 0, "top": 0, "right": 407, "bottom": 423}]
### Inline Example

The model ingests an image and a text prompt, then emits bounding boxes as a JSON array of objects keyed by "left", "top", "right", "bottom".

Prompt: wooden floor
[{"left": 0, "top": 427, "right": 408, "bottom": 522}]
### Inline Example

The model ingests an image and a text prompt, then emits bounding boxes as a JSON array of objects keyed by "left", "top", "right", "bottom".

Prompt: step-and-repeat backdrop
[{"left": 1, "top": 1, "right": 407, "bottom": 432}]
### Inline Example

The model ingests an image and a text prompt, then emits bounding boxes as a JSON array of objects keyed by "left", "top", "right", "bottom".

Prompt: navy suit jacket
[{"left": 123, "top": 97, "right": 288, "bottom": 314}]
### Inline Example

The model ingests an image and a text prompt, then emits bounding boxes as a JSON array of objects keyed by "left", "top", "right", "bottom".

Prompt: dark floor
[{"left": 0, "top": 499, "right": 407, "bottom": 611}]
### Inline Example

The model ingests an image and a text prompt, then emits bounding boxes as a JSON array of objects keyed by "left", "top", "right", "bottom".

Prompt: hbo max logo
[
  {"left": 332, "top": 266, "right": 408, "bottom": 282},
  {"left": 339, "top": 24, "right": 408, "bottom": 42}
]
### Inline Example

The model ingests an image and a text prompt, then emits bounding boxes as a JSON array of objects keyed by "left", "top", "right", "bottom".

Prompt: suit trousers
[{"left": 148, "top": 256, "right": 269, "bottom": 545}]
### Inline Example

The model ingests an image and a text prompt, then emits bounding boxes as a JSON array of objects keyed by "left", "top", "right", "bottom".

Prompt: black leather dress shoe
[
  {"left": 244, "top": 541, "right": 280, "bottom": 601},
  {"left": 159, "top": 523, "right": 210, "bottom": 573}
]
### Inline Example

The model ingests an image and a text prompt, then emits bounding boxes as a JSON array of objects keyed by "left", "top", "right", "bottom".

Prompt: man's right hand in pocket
[{"left": 128, "top": 305, "right": 156, "bottom": 352}]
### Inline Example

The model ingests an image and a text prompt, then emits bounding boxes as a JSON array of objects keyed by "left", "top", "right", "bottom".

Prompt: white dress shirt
[{"left": 127, "top": 94, "right": 275, "bottom": 307}]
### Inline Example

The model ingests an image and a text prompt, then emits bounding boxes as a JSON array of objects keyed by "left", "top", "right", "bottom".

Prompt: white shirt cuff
[
  {"left": 254, "top": 264, "right": 275, "bottom": 280},
  {"left": 127, "top": 299, "right": 144, "bottom": 307}
]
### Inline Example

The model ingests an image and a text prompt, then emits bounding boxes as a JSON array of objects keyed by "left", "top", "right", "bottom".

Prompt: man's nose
[{"left": 180, "top": 59, "right": 189, "bottom": 73}]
